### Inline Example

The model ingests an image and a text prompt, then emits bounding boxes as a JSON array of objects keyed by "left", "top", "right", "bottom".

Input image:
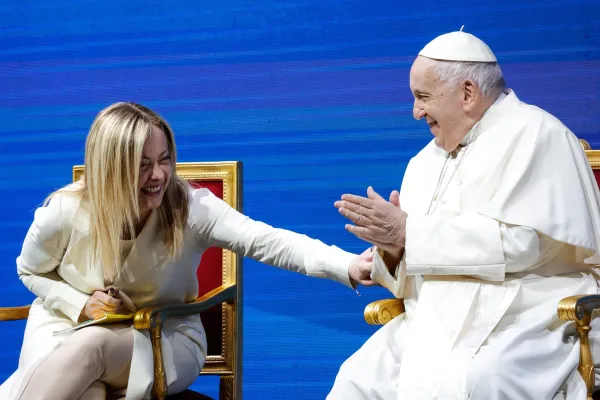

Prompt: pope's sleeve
[
  {"left": 17, "top": 195, "right": 90, "bottom": 322},
  {"left": 404, "top": 213, "right": 554, "bottom": 281},
  {"left": 369, "top": 214, "right": 559, "bottom": 294},
  {"left": 189, "top": 188, "right": 356, "bottom": 288}
]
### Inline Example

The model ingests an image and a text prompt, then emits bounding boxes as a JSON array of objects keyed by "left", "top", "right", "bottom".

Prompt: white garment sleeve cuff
[
  {"left": 405, "top": 214, "right": 506, "bottom": 281},
  {"left": 370, "top": 249, "right": 405, "bottom": 298},
  {"left": 315, "top": 246, "right": 355, "bottom": 289},
  {"left": 46, "top": 281, "right": 90, "bottom": 323}
]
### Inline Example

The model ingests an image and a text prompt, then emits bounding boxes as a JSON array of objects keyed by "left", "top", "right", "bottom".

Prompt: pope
[{"left": 329, "top": 28, "right": 600, "bottom": 400}]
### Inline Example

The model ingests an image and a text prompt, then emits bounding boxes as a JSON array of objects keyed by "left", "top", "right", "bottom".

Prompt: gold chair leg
[
  {"left": 151, "top": 325, "right": 168, "bottom": 400},
  {"left": 575, "top": 315, "right": 594, "bottom": 400},
  {"left": 558, "top": 295, "right": 600, "bottom": 400},
  {"left": 220, "top": 375, "right": 236, "bottom": 400}
]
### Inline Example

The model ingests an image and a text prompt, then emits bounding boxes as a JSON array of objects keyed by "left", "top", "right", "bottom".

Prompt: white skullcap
[{"left": 418, "top": 26, "right": 497, "bottom": 62}]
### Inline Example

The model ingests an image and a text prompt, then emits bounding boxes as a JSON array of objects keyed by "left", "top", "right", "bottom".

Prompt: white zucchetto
[{"left": 418, "top": 26, "right": 497, "bottom": 62}]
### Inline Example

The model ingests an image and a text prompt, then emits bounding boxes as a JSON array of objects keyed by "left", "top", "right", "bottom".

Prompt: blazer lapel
[{"left": 119, "top": 210, "right": 165, "bottom": 285}]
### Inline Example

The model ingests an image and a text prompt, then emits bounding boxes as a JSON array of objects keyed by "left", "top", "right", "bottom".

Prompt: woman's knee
[
  {"left": 165, "top": 333, "right": 203, "bottom": 395},
  {"left": 62, "top": 326, "right": 133, "bottom": 367},
  {"left": 68, "top": 326, "right": 110, "bottom": 349}
]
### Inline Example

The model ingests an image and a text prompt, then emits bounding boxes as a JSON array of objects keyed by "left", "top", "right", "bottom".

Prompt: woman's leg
[
  {"left": 163, "top": 331, "right": 204, "bottom": 395},
  {"left": 77, "top": 382, "right": 107, "bottom": 400},
  {"left": 16, "top": 324, "right": 134, "bottom": 400},
  {"left": 101, "top": 330, "right": 205, "bottom": 399}
]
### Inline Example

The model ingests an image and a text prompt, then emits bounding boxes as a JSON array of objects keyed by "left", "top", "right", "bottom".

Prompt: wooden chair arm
[
  {"left": 0, "top": 305, "right": 31, "bottom": 321},
  {"left": 364, "top": 298, "right": 404, "bottom": 325},
  {"left": 133, "top": 284, "right": 237, "bottom": 400},
  {"left": 558, "top": 294, "right": 600, "bottom": 400}
]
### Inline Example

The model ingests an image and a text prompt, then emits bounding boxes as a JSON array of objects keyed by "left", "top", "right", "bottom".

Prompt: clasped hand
[
  {"left": 335, "top": 186, "right": 407, "bottom": 258},
  {"left": 79, "top": 287, "right": 131, "bottom": 322}
]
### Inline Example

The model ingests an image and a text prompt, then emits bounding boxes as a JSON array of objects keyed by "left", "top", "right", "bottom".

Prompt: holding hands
[{"left": 335, "top": 187, "right": 407, "bottom": 259}]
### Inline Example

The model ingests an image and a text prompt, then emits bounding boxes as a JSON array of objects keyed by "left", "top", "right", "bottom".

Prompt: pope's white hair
[{"left": 434, "top": 61, "right": 506, "bottom": 99}]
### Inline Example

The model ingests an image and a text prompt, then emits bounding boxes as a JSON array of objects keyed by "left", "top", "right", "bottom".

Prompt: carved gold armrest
[
  {"left": 364, "top": 298, "right": 404, "bottom": 325},
  {"left": 558, "top": 294, "right": 600, "bottom": 400},
  {"left": 133, "top": 284, "right": 237, "bottom": 400},
  {"left": 0, "top": 305, "right": 31, "bottom": 321}
]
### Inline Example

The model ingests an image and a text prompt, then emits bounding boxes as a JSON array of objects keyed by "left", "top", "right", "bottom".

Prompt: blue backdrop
[{"left": 1, "top": 0, "right": 599, "bottom": 398}]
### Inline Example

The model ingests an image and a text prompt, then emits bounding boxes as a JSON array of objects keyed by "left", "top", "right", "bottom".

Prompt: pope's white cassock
[{"left": 328, "top": 33, "right": 600, "bottom": 400}]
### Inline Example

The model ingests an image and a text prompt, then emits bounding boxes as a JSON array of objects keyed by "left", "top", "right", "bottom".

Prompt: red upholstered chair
[
  {"left": 570, "top": 140, "right": 600, "bottom": 400},
  {"left": 0, "top": 161, "right": 243, "bottom": 400},
  {"left": 582, "top": 140, "right": 600, "bottom": 187},
  {"left": 362, "top": 140, "right": 600, "bottom": 400}
]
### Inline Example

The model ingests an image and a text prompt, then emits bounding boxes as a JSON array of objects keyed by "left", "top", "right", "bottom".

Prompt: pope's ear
[{"left": 462, "top": 79, "right": 478, "bottom": 112}]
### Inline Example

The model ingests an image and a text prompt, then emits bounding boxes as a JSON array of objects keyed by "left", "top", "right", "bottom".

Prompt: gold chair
[
  {"left": 0, "top": 161, "right": 243, "bottom": 400},
  {"left": 363, "top": 139, "right": 600, "bottom": 400}
]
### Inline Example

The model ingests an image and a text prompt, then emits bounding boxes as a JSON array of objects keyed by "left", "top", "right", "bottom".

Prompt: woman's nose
[{"left": 151, "top": 163, "right": 164, "bottom": 180}]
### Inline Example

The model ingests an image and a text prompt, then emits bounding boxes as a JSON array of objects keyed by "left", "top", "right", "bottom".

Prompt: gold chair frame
[
  {"left": 0, "top": 161, "right": 243, "bottom": 400},
  {"left": 363, "top": 139, "right": 600, "bottom": 400}
]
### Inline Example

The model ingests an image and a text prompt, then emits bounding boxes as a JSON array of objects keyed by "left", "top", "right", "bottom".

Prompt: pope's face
[{"left": 409, "top": 56, "right": 472, "bottom": 152}]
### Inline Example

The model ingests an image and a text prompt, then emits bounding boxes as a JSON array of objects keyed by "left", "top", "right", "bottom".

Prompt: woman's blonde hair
[{"left": 50, "top": 102, "right": 189, "bottom": 283}]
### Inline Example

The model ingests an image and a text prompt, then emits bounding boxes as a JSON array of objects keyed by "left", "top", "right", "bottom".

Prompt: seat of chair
[{"left": 166, "top": 390, "right": 214, "bottom": 400}]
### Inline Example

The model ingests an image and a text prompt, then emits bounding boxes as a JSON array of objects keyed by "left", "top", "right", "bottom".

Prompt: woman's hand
[
  {"left": 348, "top": 247, "right": 378, "bottom": 287},
  {"left": 78, "top": 290, "right": 123, "bottom": 322}
]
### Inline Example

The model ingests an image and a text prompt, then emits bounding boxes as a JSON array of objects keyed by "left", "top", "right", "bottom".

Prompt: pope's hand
[
  {"left": 348, "top": 247, "right": 377, "bottom": 287},
  {"left": 335, "top": 186, "right": 406, "bottom": 258}
]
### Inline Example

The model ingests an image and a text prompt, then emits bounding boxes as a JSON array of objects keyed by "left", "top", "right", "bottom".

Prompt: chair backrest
[
  {"left": 583, "top": 139, "right": 600, "bottom": 188},
  {"left": 72, "top": 162, "right": 243, "bottom": 383}
]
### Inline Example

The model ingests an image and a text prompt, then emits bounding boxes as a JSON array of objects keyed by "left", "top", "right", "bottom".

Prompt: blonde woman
[{"left": 0, "top": 102, "right": 374, "bottom": 400}]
